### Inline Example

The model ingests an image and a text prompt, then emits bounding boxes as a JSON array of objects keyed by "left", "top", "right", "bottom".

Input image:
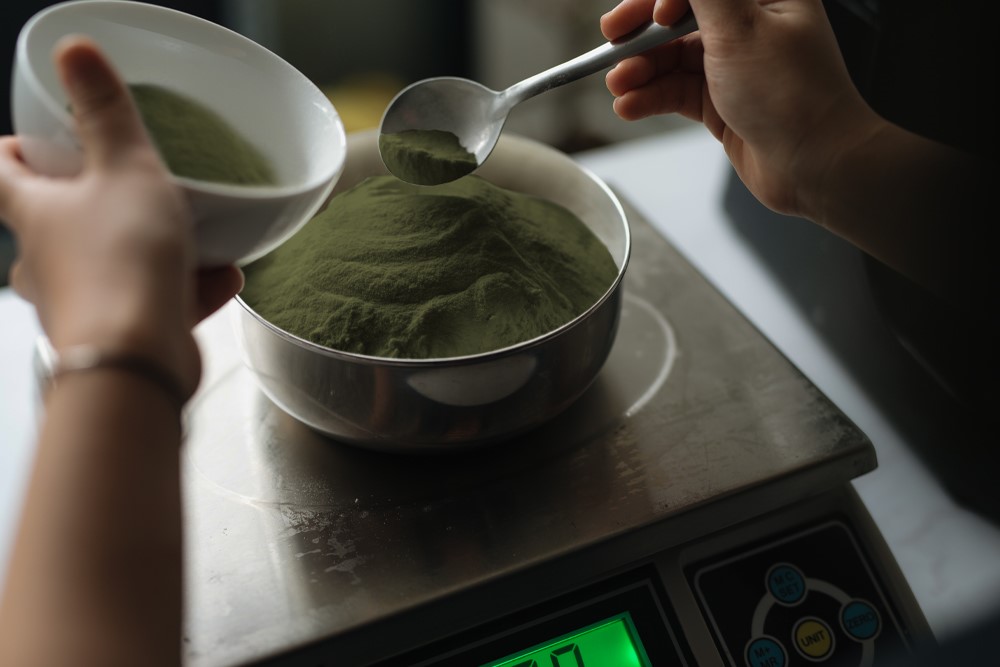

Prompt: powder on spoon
[
  {"left": 240, "top": 174, "right": 618, "bottom": 359},
  {"left": 378, "top": 129, "right": 478, "bottom": 185},
  {"left": 128, "top": 83, "right": 276, "bottom": 186}
]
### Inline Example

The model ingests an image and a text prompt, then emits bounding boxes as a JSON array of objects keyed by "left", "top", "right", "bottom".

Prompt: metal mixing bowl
[{"left": 233, "top": 129, "right": 630, "bottom": 451}]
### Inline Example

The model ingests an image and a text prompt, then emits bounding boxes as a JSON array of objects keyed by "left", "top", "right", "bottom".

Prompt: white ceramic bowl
[{"left": 12, "top": 0, "right": 347, "bottom": 266}]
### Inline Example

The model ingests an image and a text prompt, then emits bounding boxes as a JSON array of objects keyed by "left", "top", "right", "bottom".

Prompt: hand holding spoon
[{"left": 378, "top": 11, "right": 698, "bottom": 186}]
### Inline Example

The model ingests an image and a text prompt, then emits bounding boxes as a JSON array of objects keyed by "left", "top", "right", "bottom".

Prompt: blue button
[
  {"left": 745, "top": 636, "right": 786, "bottom": 667},
  {"left": 841, "top": 599, "right": 881, "bottom": 641},
  {"left": 766, "top": 563, "right": 806, "bottom": 605}
]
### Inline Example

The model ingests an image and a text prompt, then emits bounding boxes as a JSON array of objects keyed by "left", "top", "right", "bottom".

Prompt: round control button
[
  {"left": 841, "top": 599, "right": 881, "bottom": 641},
  {"left": 766, "top": 563, "right": 806, "bottom": 605},
  {"left": 793, "top": 617, "right": 835, "bottom": 661},
  {"left": 745, "top": 636, "right": 787, "bottom": 667}
]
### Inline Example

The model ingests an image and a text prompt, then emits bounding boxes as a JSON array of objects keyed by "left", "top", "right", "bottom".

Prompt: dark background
[
  {"left": 1, "top": 1, "right": 225, "bottom": 136},
  {"left": 2, "top": 0, "right": 992, "bottom": 150}
]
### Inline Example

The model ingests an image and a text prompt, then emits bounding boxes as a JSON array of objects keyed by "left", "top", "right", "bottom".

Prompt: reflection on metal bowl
[{"left": 234, "top": 130, "right": 630, "bottom": 451}]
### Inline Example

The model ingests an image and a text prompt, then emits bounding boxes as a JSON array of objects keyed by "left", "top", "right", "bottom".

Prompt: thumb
[{"left": 54, "top": 36, "right": 149, "bottom": 168}]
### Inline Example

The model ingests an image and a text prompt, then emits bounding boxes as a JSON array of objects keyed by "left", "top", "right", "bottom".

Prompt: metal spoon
[{"left": 378, "top": 11, "right": 698, "bottom": 186}]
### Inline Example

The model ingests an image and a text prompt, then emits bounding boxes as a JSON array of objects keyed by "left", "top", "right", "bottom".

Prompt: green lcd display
[{"left": 479, "top": 612, "right": 651, "bottom": 667}]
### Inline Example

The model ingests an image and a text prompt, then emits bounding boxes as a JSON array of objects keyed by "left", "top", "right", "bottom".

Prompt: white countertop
[{"left": 2, "top": 125, "right": 998, "bottom": 644}]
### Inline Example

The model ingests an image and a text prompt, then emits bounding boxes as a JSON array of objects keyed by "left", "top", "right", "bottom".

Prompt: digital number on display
[{"left": 481, "top": 613, "right": 651, "bottom": 667}]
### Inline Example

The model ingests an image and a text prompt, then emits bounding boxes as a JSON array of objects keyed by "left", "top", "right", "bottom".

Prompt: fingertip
[
  {"left": 653, "top": 0, "right": 690, "bottom": 26},
  {"left": 224, "top": 264, "right": 246, "bottom": 298},
  {"left": 599, "top": 9, "right": 621, "bottom": 40},
  {"left": 233, "top": 266, "right": 246, "bottom": 294},
  {"left": 606, "top": 70, "right": 627, "bottom": 98},
  {"left": 54, "top": 34, "right": 128, "bottom": 124},
  {"left": 53, "top": 33, "right": 99, "bottom": 57},
  {"left": 612, "top": 96, "right": 633, "bottom": 121},
  {"left": 599, "top": 12, "right": 618, "bottom": 40},
  {"left": 605, "top": 65, "right": 618, "bottom": 91},
  {"left": 613, "top": 92, "right": 653, "bottom": 122},
  {"left": 204, "top": 264, "right": 245, "bottom": 294},
  {"left": 194, "top": 265, "right": 245, "bottom": 323},
  {"left": 606, "top": 55, "right": 656, "bottom": 97},
  {"left": 601, "top": 0, "right": 658, "bottom": 40},
  {"left": 652, "top": 0, "right": 666, "bottom": 22},
  {"left": 52, "top": 33, "right": 94, "bottom": 62},
  {"left": 53, "top": 35, "right": 113, "bottom": 96}
]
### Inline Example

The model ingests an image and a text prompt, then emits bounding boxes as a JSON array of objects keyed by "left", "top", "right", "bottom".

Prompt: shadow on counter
[
  {"left": 0, "top": 230, "right": 12, "bottom": 287},
  {"left": 720, "top": 171, "right": 998, "bottom": 524}
]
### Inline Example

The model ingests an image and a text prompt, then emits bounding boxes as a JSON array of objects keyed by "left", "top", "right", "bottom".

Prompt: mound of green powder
[
  {"left": 378, "top": 129, "right": 478, "bottom": 185},
  {"left": 240, "top": 175, "right": 618, "bottom": 359},
  {"left": 128, "top": 83, "right": 276, "bottom": 186}
]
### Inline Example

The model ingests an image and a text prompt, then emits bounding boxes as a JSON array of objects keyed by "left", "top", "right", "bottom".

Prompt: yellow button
[{"left": 794, "top": 618, "right": 834, "bottom": 660}]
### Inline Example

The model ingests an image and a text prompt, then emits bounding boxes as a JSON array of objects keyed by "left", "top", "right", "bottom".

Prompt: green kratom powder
[
  {"left": 379, "top": 129, "right": 478, "bottom": 185},
  {"left": 240, "top": 175, "right": 618, "bottom": 359},
  {"left": 128, "top": 83, "right": 276, "bottom": 185}
]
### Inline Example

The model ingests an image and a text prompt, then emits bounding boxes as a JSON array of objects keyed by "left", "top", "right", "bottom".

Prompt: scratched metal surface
[{"left": 180, "top": 202, "right": 873, "bottom": 666}]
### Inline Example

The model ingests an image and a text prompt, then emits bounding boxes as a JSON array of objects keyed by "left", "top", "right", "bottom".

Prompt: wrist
[
  {"left": 793, "top": 99, "right": 887, "bottom": 228},
  {"left": 44, "top": 297, "right": 201, "bottom": 403},
  {"left": 45, "top": 344, "right": 193, "bottom": 412}
]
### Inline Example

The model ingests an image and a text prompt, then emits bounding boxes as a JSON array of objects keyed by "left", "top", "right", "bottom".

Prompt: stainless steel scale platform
[{"left": 179, "top": 199, "right": 932, "bottom": 666}]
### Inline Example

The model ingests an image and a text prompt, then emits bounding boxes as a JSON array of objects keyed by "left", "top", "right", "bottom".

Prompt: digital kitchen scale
[{"left": 179, "top": 200, "right": 932, "bottom": 666}]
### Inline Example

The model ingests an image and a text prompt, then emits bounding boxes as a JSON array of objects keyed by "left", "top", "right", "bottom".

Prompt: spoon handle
[{"left": 502, "top": 11, "right": 699, "bottom": 108}]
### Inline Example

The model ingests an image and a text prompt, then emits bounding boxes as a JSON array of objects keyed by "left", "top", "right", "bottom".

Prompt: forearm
[
  {"left": 0, "top": 371, "right": 183, "bottom": 666},
  {"left": 806, "top": 118, "right": 989, "bottom": 301}
]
